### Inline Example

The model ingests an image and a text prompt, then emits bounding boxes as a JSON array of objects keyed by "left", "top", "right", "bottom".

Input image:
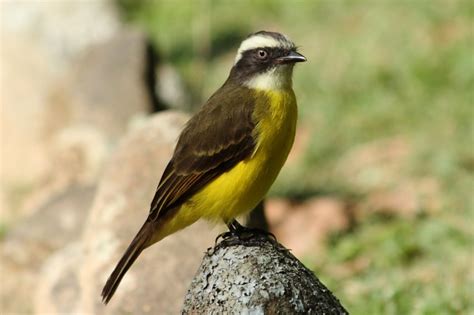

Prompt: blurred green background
[{"left": 116, "top": 0, "right": 473, "bottom": 314}]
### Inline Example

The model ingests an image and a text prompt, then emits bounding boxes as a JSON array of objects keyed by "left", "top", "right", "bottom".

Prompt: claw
[
  {"left": 236, "top": 227, "right": 276, "bottom": 241},
  {"left": 214, "top": 231, "right": 234, "bottom": 244}
]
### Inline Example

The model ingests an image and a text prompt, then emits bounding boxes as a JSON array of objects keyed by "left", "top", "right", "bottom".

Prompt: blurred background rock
[{"left": 1, "top": 0, "right": 472, "bottom": 314}]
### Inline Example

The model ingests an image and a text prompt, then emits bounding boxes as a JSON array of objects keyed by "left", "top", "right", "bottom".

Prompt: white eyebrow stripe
[
  {"left": 239, "top": 36, "right": 280, "bottom": 53},
  {"left": 234, "top": 35, "right": 293, "bottom": 64}
]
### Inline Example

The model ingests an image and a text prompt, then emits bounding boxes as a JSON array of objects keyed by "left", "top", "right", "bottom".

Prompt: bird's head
[{"left": 230, "top": 31, "right": 306, "bottom": 90}]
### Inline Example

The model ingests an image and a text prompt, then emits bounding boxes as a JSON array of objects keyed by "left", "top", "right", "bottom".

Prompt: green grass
[
  {"left": 317, "top": 214, "right": 473, "bottom": 314},
  {"left": 116, "top": 0, "right": 473, "bottom": 313}
]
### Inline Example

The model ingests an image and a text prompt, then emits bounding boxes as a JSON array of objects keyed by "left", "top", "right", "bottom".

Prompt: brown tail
[{"left": 101, "top": 221, "right": 154, "bottom": 304}]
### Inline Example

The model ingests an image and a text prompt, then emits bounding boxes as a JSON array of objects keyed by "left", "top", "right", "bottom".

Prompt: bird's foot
[
  {"left": 231, "top": 219, "right": 276, "bottom": 240},
  {"left": 214, "top": 230, "right": 236, "bottom": 244},
  {"left": 207, "top": 220, "right": 287, "bottom": 256},
  {"left": 213, "top": 219, "right": 276, "bottom": 250}
]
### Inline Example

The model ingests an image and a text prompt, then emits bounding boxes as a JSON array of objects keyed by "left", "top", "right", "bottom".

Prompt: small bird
[{"left": 101, "top": 30, "right": 306, "bottom": 303}]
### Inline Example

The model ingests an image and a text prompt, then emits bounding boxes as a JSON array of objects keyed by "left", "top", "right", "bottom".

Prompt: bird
[{"left": 101, "top": 30, "right": 306, "bottom": 304}]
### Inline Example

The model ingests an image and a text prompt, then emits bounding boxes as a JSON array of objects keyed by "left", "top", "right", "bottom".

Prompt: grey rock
[
  {"left": 1, "top": 185, "right": 95, "bottom": 314},
  {"left": 35, "top": 242, "right": 83, "bottom": 314},
  {"left": 58, "top": 29, "right": 153, "bottom": 140},
  {"left": 1, "top": 31, "right": 58, "bottom": 211},
  {"left": 183, "top": 235, "right": 349, "bottom": 315},
  {"left": 2, "top": 185, "right": 95, "bottom": 268},
  {"left": 1, "top": 1, "right": 150, "bottom": 223},
  {"left": 26, "top": 30, "right": 153, "bottom": 215},
  {"left": 1, "top": 0, "right": 120, "bottom": 69}
]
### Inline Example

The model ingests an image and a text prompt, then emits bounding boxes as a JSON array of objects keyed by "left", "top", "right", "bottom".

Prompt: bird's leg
[
  {"left": 214, "top": 219, "right": 239, "bottom": 244},
  {"left": 214, "top": 219, "right": 248, "bottom": 245},
  {"left": 228, "top": 219, "right": 277, "bottom": 240},
  {"left": 227, "top": 219, "right": 245, "bottom": 233}
]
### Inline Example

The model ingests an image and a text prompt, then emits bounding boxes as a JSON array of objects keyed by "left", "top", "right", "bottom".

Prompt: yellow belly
[{"left": 155, "top": 89, "right": 297, "bottom": 240}]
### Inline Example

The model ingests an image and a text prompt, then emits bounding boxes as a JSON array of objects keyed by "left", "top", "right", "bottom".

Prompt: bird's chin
[
  {"left": 244, "top": 66, "right": 293, "bottom": 90},
  {"left": 275, "top": 63, "right": 295, "bottom": 73},
  {"left": 272, "top": 62, "right": 295, "bottom": 72}
]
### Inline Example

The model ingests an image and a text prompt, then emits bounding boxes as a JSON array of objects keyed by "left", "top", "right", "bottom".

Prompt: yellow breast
[{"left": 195, "top": 88, "right": 297, "bottom": 221}]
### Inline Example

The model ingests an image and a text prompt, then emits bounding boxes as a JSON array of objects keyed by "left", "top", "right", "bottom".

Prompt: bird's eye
[{"left": 257, "top": 49, "right": 268, "bottom": 59}]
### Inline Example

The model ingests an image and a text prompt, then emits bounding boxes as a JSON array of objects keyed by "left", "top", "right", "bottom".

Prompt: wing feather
[{"left": 147, "top": 84, "right": 258, "bottom": 222}]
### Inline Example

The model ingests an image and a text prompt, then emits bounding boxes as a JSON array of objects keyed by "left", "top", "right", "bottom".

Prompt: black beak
[{"left": 276, "top": 51, "right": 307, "bottom": 64}]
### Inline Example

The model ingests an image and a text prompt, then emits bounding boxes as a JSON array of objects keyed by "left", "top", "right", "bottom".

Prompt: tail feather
[{"left": 101, "top": 222, "right": 153, "bottom": 304}]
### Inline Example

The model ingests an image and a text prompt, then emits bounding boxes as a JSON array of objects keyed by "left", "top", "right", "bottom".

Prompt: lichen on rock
[{"left": 183, "top": 234, "right": 349, "bottom": 315}]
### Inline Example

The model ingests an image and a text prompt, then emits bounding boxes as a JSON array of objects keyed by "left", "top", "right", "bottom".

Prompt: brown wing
[{"left": 147, "top": 83, "right": 258, "bottom": 222}]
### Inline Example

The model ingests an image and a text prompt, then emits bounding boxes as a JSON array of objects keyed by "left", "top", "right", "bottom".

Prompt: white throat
[{"left": 244, "top": 64, "right": 294, "bottom": 91}]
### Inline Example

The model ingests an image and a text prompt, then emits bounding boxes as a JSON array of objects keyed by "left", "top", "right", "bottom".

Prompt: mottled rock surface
[
  {"left": 35, "top": 242, "right": 84, "bottom": 314},
  {"left": 1, "top": 0, "right": 120, "bottom": 67},
  {"left": 1, "top": 185, "right": 95, "bottom": 314},
  {"left": 0, "top": 0, "right": 124, "bottom": 224},
  {"left": 183, "top": 234, "right": 348, "bottom": 314},
  {"left": 51, "top": 30, "right": 152, "bottom": 141}
]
